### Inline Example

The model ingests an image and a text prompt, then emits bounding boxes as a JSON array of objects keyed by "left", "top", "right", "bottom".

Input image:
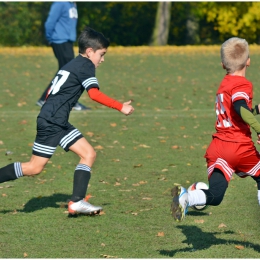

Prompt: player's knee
[
  {"left": 204, "top": 168, "right": 228, "bottom": 206},
  {"left": 204, "top": 188, "right": 225, "bottom": 206},
  {"left": 88, "top": 148, "right": 96, "bottom": 161},
  {"left": 81, "top": 148, "right": 96, "bottom": 162}
]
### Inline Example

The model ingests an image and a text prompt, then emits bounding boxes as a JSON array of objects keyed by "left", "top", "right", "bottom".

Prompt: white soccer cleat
[
  {"left": 68, "top": 196, "right": 103, "bottom": 215},
  {"left": 171, "top": 185, "right": 189, "bottom": 222}
]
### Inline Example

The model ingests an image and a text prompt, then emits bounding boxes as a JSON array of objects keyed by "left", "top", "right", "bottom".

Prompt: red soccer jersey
[{"left": 213, "top": 74, "right": 253, "bottom": 143}]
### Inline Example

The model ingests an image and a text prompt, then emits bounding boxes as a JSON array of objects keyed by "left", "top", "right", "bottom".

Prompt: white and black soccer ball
[{"left": 188, "top": 182, "right": 209, "bottom": 211}]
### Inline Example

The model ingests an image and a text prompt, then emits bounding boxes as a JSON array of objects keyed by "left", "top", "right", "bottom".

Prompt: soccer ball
[{"left": 188, "top": 182, "right": 209, "bottom": 211}]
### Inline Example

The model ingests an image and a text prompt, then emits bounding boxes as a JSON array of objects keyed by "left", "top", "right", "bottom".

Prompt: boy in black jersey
[{"left": 0, "top": 27, "right": 134, "bottom": 215}]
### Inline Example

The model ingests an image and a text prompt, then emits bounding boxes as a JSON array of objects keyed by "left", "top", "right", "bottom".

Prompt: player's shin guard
[
  {"left": 0, "top": 162, "right": 23, "bottom": 183},
  {"left": 70, "top": 164, "right": 91, "bottom": 202},
  {"left": 203, "top": 168, "right": 228, "bottom": 206}
]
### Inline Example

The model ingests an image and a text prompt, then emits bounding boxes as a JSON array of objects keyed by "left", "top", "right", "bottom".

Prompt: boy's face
[{"left": 86, "top": 48, "right": 107, "bottom": 68}]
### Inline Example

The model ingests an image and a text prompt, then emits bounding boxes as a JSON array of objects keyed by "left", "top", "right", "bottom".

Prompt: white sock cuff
[{"left": 188, "top": 189, "right": 206, "bottom": 206}]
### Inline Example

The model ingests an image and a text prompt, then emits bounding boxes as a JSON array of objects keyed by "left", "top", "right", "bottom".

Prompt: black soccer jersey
[{"left": 38, "top": 55, "right": 99, "bottom": 127}]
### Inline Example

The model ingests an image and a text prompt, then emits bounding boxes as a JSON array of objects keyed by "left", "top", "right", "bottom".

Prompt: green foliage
[
  {"left": 0, "top": 2, "right": 50, "bottom": 46},
  {"left": 201, "top": 2, "right": 260, "bottom": 43},
  {"left": 1, "top": 2, "right": 260, "bottom": 46},
  {"left": 77, "top": 2, "right": 157, "bottom": 46}
]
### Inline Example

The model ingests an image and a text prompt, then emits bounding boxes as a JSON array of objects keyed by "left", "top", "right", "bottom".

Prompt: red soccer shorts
[{"left": 204, "top": 137, "right": 260, "bottom": 182}]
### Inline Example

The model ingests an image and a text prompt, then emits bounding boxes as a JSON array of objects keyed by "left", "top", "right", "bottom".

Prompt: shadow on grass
[
  {"left": 21, "top": 193, "right": 70, "bottom": 213},
  {"left": 158, "top": 225, "right": 260, "bottom": 256}
]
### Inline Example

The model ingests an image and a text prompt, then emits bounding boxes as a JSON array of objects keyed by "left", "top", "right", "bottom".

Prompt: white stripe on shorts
[
  {"left": 59, "top": 129, "right": 81, "bottom": 149},
  {"left": 33, "top": 142, "right": 56, "bottom": 155}
]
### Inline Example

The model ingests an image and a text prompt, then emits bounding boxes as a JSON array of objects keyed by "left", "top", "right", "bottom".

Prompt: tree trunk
[{"left": 150, "top": 2, "right": 172, "bottom": 46}]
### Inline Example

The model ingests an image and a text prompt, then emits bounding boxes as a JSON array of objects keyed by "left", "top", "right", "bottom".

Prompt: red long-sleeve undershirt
[{"left": 87, "top": 88, "right": 123, "bottom": 111}]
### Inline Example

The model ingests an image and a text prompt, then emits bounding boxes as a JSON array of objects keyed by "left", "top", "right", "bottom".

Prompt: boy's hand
[
  {"left": 257, "top": 134, "right": 260, "bottom": 145},
  {"left": 120, "top": 100, "right": 134, "bottom": 116}
]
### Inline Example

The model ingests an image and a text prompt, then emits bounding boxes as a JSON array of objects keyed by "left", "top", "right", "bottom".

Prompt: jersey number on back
[
  {"left": 48, "top": 70, "right": 70, "bottom": 96},
  {"left": 215, "top": 94, "right": 232, "bottom": 127}
]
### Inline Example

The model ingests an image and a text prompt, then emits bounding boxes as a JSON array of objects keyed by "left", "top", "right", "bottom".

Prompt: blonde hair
[{"left": 221, "top": 37, "right": 249, "bottom": 74}]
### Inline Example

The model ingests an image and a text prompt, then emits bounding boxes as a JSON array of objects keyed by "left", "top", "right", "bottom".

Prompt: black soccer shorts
[{"left": 32, "top": 117, "right": 83, "bottom": 158}]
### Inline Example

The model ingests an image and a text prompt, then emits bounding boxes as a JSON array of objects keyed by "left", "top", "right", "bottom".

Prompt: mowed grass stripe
[{"left": 0, "top": 109, "right": 215, "bottom": 117}]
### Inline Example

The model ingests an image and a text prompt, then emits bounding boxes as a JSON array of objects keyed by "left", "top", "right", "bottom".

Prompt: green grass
[{"left": 0, "top": 46, "right": 260, "bottom": 257}]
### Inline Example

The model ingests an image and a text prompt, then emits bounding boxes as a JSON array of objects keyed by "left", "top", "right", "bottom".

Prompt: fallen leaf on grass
[
  {"left": 218, "top": 223, "right": 227, "bottom": 228},
  {"left": 2, "top": 193, "right": 7, "bottom": 197},
  {"left": 86, "top": 132, "right": 94, "bottom": 137},
  {"left": 142, "top": 197, "right": 152, "bottom": 200},
  {"left": 158, "top": 177, "right": 167, "bottom": 181},
  {"left": 100, "top": 254, "right": 117, "bottom": 258},
  {"left": 235, "top": 245, "right": 244, "bottom": 250},
  {"left": 19, "top": 120, "right": 27, "bottom": 125},
  {"left": 99, "top": 180, "right": 109, "bottom": 184},
  {"left": 132, "top": 212, "right": 138, "bottom": 216},
  {"left": 23, "top": 252, "right": 28, "bottom": 258},
  {"left": 114, "top": 182, "right": 121, "bottom": 186},
  {"left": 139, "top": 144, "right": 150, "bottom": 148},
  {"left": 101, "top": 243, "right": 106, "bottom": 247},
  {"left": 95, "top": 145, "right": 104, "bottom": 150},
  {"left": 112, "top": 159, "right": 120, "bottom": 162},
  {"left": 17, "top": 102, "right": 27, "bottom": 107},
  {"left": 110, "top": 123, "right": 117, "bottom": 127},
  {"left": 194, "top": 219, "right": 204, "bottom": 223},
  {"left": 133, "top": 164, "right": 142, "bottom": 168},
  {"left": 156, "top": 232, "right": 165, "bottom": 237}
]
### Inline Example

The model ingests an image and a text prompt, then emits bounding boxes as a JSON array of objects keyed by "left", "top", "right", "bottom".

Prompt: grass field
[{"left": 1, "top": 46, "right": 260, "bottom": 258}]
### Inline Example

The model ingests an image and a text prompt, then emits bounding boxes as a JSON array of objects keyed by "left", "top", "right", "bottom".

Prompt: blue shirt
[{"left": 45, "top": 2, "right": 78, "bottom": 44}]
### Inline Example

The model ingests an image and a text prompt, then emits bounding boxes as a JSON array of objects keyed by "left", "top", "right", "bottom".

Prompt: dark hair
[{"left": 78, "top": 27, "right": 110, "bottom": 54}]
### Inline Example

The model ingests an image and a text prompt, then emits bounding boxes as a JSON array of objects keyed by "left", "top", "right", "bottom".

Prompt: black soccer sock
[
  {"left": 203, "top": 168, "right": 228, "bottom": 206},
  {"left": 70, "top": 164, "right": 91, "bottom": 202},
  {"left": 0, "top": 162, "right": 23, "bottom": 183}
]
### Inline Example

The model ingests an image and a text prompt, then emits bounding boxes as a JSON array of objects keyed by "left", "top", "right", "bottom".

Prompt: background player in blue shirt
[
  {"left": 36, "top": 2, "right": 89, "bottom": 111},
  {"left": 0, "top": 27, "right": 134, "bottom": 215}
]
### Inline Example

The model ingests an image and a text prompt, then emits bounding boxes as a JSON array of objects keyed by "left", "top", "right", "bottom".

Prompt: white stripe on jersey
[
  {"left": 59, "top": 129, "right": 81, "bottom": 149},
  {"left": 33, "top": 142, "right": 56, "bottom": 155},
  {"left": 231, "top": 92, "right": 249, "bottom": 102},
  {"left": 75, "top": 164, "right": 91, "bottom": 172},
  {"left": 82, "top": 77, "right": 99, "bottom": 89}
]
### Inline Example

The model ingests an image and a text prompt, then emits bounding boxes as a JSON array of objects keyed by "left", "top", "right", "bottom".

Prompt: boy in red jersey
[
  {"left": 171, "top": 37, "right": 260, "bottom": 222},
  {"left": 0, "top": 27, "right": 134, "bottom": 216}
]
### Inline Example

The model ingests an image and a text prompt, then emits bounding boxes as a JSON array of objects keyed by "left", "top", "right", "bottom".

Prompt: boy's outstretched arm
[{"left": 87, "top": 88, "right": 134, "bottom": 116}]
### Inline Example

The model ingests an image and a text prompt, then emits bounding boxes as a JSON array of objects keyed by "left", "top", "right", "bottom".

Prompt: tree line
[{"left": 1, "top": 2, "right": 260, "bottom": 47}]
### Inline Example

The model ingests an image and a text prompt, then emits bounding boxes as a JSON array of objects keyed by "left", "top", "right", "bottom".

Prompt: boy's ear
[
  {"left": 85, "top": 47, "right": 94, "bottom": 58},
  {"left": 221, "top": 62, "right": 226, "bottom": 70},
  {"left": 246, "top": 57, "right": 250, "bottom": 67}
]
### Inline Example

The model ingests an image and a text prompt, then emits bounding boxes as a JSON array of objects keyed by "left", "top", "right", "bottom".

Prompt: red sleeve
[{"left": 87, "top": 88, "right": 123, "bottom": 111}]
